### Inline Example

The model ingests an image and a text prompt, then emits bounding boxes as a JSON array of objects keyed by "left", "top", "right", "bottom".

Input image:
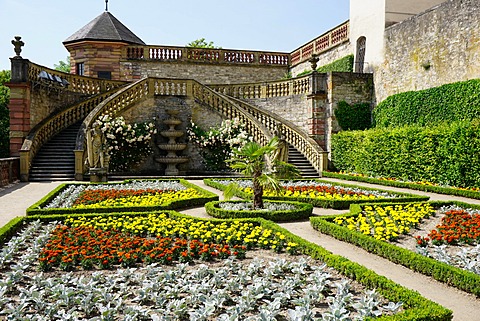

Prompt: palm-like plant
[{"left": 225, "top": 137, "right": 300, "bottom": 209}]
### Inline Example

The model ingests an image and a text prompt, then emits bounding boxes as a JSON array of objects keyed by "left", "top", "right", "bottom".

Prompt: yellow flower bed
[
  {"left": 73, "top": 189, "right": 203, "bottom": 208},
  {"left": 255, "top": 188, "right": 377, "bottom": 200},
  {"left": 334, "top": 203, "right": 435, "bottom": 241},
  {"left": 65, "top": 214, "right": 298, "bottom": 253}
]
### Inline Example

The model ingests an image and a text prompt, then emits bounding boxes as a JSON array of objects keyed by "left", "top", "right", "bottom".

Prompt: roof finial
[{"left": 105, "top": 0, "right": 109, "bottom": 11}]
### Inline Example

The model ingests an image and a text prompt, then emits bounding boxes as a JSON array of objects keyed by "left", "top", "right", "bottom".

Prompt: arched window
[{"left": 355, "top": 36, "right": 366, "bottom": 73}]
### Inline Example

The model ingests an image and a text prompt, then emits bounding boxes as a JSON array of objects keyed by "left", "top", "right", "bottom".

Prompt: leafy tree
[
  {"left": 0, "top": 70, "right": 11, "bottom": 157},
  {"left": 186, "top": 38, "right": 221, "bottom": 49},
  {"left": 225, "top": 136, "right": 300, "bottom": 209},
  {"left": 54, "top": 56, "right": 71, "bottom": 73}
]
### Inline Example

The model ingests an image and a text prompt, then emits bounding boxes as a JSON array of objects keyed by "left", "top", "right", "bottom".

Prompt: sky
[{"left": 0, "top": 0, "right": 350, "bottom": 71}]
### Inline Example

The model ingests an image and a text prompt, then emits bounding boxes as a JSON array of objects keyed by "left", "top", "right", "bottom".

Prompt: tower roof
[{"left": 63, "top": 11, "right": 145, "bottom": 46}]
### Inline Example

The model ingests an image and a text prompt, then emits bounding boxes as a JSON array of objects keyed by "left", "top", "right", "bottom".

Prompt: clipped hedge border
[
  {"left": 205, "top": 200, "right": 313, "bottom": 222},
  {"left": 26, "top": 179, "right": 219, "bottom": 216},
  {"left": 0, "top": 211, "right": 451, "bottom": 320},
  {"left": 204, "top": 178, "right": 429, "bottom": 209},
  {"left": 310, "top": 200, "right": 480, "bottom": 298},
  {"left": 322, "top": 171, "right": 480, "bottom": 200}
]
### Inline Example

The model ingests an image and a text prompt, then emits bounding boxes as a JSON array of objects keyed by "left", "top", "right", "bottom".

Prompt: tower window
[
  {"left": 76, "top": 63, "right": 85, "bottom": 76},
  {"left": 97, "top": 71, "right": 112, "bottom": 80}
]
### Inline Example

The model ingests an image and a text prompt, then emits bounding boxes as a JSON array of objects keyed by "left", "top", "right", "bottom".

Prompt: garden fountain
[{"left": 155, "top": 109, "right": 189, "bottom": 175}]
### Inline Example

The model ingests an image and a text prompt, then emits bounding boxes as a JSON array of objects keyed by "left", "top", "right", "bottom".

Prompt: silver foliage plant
[
  {"left": 0, "top": 221, "right": 403, "bottom": 320},
  {"left": 43, "top": 180, "right": 187, "bottom": 209}
]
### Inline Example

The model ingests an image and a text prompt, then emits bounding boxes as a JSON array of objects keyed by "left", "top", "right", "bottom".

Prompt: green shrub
[
  {"left": 296, "top": 55, "right": 354, "bottom": 76},
  {"left": 334, "top": 101, "right": 372, "bottom": 130},
  {"left": 374, "top": 79, "right": 480, "bottom": 128},
  {"left": 311, "top": 200, "right": 480, "bottom": 298},
  {"left": 331, "top": 120, "right": 480, "bottom": 187}
]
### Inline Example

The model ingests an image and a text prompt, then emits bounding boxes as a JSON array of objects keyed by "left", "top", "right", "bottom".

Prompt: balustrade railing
[
  {"left": 19, "top": 89, "right": 120, "bottom": 181},
  {"left": 209, "top": 74, "right": 312, "bottom": 99},
  {"left": 28, "top": 62, "right": 126, "bottom": 95},
  {"left": 229, "top": 97, "right": 327, "bottom": 173},
  {"left": 124, "top": 45, "right": 289, "bottom": 67},
  {"left": 291, "top": 21, "right": 349, "bottom": 66}
]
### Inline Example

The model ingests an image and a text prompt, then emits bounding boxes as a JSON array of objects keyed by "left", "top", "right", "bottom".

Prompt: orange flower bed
[
  {"left": 72, "top": 188, "right": 166, "bottom": 206},
  {"left": 426, "top": 209, "right": 480, "bottom": 245},
  {"left": 39, "top": 225, "right": 246, "bottom": 271}
]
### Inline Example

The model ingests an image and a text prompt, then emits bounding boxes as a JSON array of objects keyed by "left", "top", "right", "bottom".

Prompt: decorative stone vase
[{"left": 155, "top": 109, "right": 189, "bottom": 175}]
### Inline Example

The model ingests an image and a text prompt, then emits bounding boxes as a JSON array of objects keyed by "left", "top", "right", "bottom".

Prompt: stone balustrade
[
  {"left": 290, "top": 21, "right": 349, "bottom": 66},
  {"left": 28, "top": 62, "right": 126, "bottom": 95},
  {"left": 0, "top": 157, "right": 19, "bottom": 186},
  {"left": 124, "top": 45, "right": 290, "bottom": 67},
  {"left": 209, "top": 74, "right": 314, "bottom": 99}
]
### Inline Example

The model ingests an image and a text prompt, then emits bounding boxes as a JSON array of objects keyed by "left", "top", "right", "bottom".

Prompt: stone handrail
[
  {"left": 191, "top": 82, "right": 272, "bottom": 147},
  {"left": 28, "top": 62, "right": 126, "bottom": 95},
  {"left": 209, "top": 74, "right": 312, "bottom": 99},
  {"left": 0, "top": 157, "right": 19, "bottom": 186},
  {"left": 290, "top": 21, "right": 349, "bottom": 66},
  {"left": 19, "top": 89, "right": 120, "bottom": 181},
  {"left": 124, "top": 45, "right": 290, "bottom": 67},
  {"left": 228, "top": 97, "right": 327, "bottom": 173}
]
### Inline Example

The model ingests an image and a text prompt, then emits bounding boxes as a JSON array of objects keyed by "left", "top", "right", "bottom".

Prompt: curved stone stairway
[
  {"left": 28, "top": 122, "right": 82, "bottom": 181},
  {"left": 288, "top": 145, "right": 320, "bottom": 177}
]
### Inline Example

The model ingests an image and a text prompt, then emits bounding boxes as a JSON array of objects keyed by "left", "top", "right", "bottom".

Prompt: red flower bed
[
  {"left": 73, "top": 189, "right": 165, "bottom": 206},
  {"left": 39, "top": 225, "right": 246, "bottom": 271},
  {"left": 427, "top": 209, "right": 480, "bottom": 245}
]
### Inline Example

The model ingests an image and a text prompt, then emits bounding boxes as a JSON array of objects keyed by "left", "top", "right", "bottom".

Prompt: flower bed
[
  {"left": 322, "top": 171, "right": 480, "bottom": 200},
  {"left": 205, "top": 178, "right": 429, "bottom": 209},
  {"left": 311, "top": 201, "right": 480, "bottom": 297},
  {"left": 26, "top": 179, "right": 218, "bottom": 215},
  {"left": 0, "top": 213, "right": 451, "bottom": 320},
  {"left": 205, "top": 200, "right": 313, "bottom": 222}
]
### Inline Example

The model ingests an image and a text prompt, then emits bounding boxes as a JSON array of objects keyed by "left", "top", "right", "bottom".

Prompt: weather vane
[{"left": 105, "top": 0, "right": 109, "bottom": 11}]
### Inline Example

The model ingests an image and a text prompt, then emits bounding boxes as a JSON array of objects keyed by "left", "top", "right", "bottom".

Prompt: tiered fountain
[{"left": 155, "top": 109, "right": 189, "bottom": 175}]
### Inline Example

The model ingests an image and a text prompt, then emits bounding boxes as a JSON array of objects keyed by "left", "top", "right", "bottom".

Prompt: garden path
[
  {"left": 184, "top": 179, "right": 480, "bottom": 321},
  {"left": 0, "top": 178, "right": 480, "bottom": 320}
]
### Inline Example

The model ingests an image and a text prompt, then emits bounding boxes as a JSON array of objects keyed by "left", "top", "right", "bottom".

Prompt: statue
[
  {"left": 273, "top": 124, "right": 289, "bottom": 163},
  {"left": 86, "top": 122, "right": 105, "bottom": 169},
  {"left": 11, "top": 36, "right": 24, "bottom": 58}
]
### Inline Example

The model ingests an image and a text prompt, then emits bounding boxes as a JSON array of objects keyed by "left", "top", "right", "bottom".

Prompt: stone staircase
[
  {"left": 29, "top": 122, "right": 81, "bottom": 181},
  {"left": 288, "top": 145, "right": 320, "bottom": 178}
]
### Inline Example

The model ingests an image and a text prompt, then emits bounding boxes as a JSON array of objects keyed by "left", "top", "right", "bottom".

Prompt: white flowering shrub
[
  {"left": 95, "top": 115, "right": 156, "bottom": 172},
  {"left": 188, "top": 118, "right": 251, "bottom": 171}
]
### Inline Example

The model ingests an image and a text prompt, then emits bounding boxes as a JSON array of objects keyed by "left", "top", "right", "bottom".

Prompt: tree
[
  {"left": 54, "top": 56, "right": 71, "bottom": 73},
  {"left": 186, "top": 38, "right": 221, "bottom": 49},
  {"left": 0, "top": 70, "right": 11, "bottom": 157},
  {"left": 225, "top": 136, "right": 300, "bottom": 209}
]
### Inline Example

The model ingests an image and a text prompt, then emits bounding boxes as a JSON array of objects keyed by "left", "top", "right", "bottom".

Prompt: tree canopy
[
  {"left": 0, "top": 70, "right": 11, "bottom": 157},
  {"left": 186, "top": 38, "right": 221, "bottom": 49},
  {"left": 54, "top": 57, "right": 71, "bottom": 73}
]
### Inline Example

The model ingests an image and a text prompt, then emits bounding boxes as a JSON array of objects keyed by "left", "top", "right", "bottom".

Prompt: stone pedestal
[{"left": 89, "top": 167, "right": 107, "bottom": 182}]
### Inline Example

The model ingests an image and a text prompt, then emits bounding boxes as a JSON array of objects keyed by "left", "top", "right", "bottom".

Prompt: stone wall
[
  {"left": 117, "top": 95, "right": 226, "bottom": 174},
  {"left": 375, "top": 0, "right": 480, "bottom": 103},
  {"left": 121, "top": 61, "right": 288, "bottom": 84},
  {"left": 326, "top": 72, "right": 374, "bottom": 154},
  {"left": 290, "top": 42, "right": 352, "bottom": 77}
]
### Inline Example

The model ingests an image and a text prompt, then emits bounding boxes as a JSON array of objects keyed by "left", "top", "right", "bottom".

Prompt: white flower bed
[
  {"left": 212, "top": 179, "right": 398, "bottom": 198},
  {"left": 0, "top": 221, "right": 403, "bottom": 320},
  {"left": 43, "top": 180, "right": 187, "bottom": 209},
  {"left": 219, "top": 202, "right": 297, "bottom": 212}
]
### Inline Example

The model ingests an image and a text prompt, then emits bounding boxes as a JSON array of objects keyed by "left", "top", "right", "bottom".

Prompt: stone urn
[{"left": 155, "top": 109, "right": 189, "bottom": 175}]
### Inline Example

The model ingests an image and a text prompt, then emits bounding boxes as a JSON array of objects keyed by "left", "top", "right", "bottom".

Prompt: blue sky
[{"left": 0, "top": 0, "right": 350, "bottom": 71}]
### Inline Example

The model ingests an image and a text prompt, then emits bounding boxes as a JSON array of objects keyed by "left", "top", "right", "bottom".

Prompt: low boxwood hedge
[
  {"left": 204, "top": 178, "right": 429, "bottom": 209},
  {"left": 310, "top": 200, "right": 480, "bottom": 298},
  {"left": 26, "top": 179, "right": 218, "bottom": 216},
  {"left": 0, "top": 212, "right": 451, "bottom": 320},
  {"left": 205, "top": 200, "right": 313, "bottom": 222},
  {"left": 323, "top": 171, "right": 480, "bottom": 200}
]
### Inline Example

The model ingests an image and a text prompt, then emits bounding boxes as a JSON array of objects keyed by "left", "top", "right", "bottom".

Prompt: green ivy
[
  {"left": 297, "top": 54, "right": 354, "bottom": 76},
  {"left": 374, "top": 79, "right": 480, "bottom": 128},
  {"left": 0, "top": 70, "right": 11, "bottom": 158},
  {"left": 330, "top": 120, "right": 480, "bottom": 187},
  {"left": 334, "top": 101, "right": 372, "bottom": 130}
]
